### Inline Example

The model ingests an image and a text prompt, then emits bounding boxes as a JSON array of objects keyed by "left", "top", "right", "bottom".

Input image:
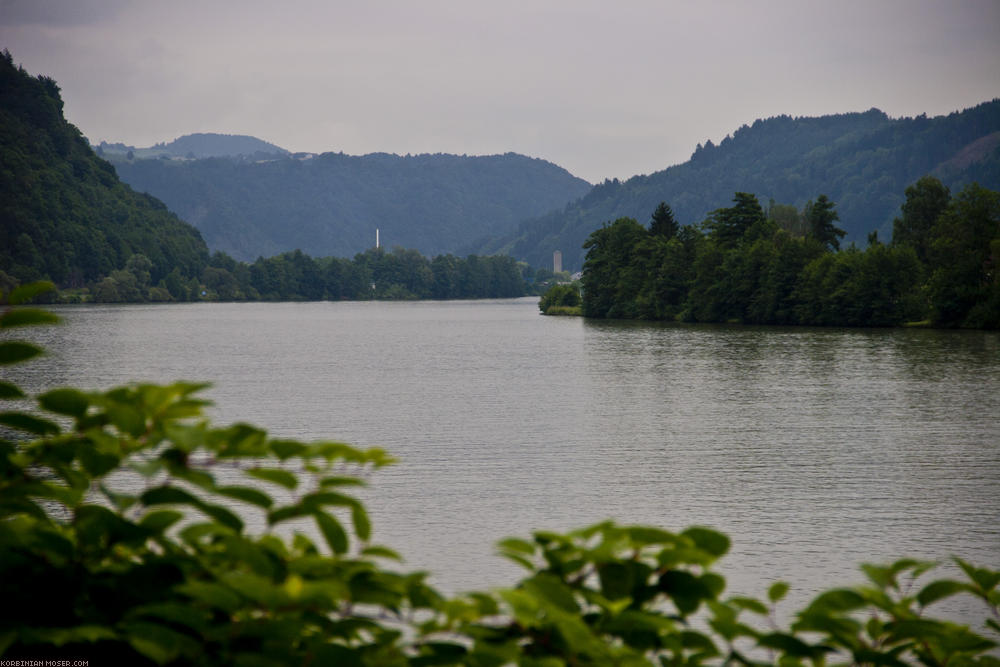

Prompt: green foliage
[
  {"left": 893, "top": 175, "right": 952, "bottom": 264},
  {"left": 581, "top": 217, "right": 650, "bottom": 318},
  {"left": 581, "top": 182, "right": 998, "bottom": 328},
  {"left": 704, "top": 192, "right": 766, "bottom": 249},
  {"left": 926, "top": 183, "right": 1000, "bottom": 328},
  {"left": 538, "top": 283, "right": 581, "bottom": 315},
  {"left": 484, "top": 101, "right": 1000, "bottom": 271},
  {"left": 0, "top": 51, "right": 210, "bottom": 290},
  {"left": 805, "top": 194, "right": 847, "bottom": 250},
  {"left": 241, "top": 247, "right": 527, "bottom": 302},
  {"left": 649, "top": 201, "right": 679, "bottom": 239},
  {"left": 1, "top": 285, "right": 999, "bottom": 664}
]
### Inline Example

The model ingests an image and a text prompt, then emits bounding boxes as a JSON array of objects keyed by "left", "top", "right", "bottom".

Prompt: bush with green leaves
[
  {"left": 539, "top": 283, "right": 582, "bottom": 316},
  {"left": 1, "top": 283, "right": 998, "bottom": 665}
]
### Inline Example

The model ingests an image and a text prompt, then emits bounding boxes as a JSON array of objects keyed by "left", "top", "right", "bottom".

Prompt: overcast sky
[{"left": 2, "top": 0, "right": 998, "bottom": 183}]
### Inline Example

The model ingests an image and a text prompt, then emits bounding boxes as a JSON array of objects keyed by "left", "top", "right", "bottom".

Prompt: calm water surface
[{"left": 10, "top": 298, "right": 1000, "bottom": 622}]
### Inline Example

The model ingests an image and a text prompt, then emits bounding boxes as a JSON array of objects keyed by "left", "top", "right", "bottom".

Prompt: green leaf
[
  {"left": 768, "top": 581, "right": 790, "bottom": 603},
  {"left": 0, "top": 381, "right": 25, "bottom": 399},
  {"left": 0, "top": 411, "right": 61, "bottom": 435},
  {"left": 597, "top": 560, "right": 652, "bottom": 602},
  {"left": 351, "top": 503, "right": 371, "bottom": 541},
  {"left": 501, "top": 552, "right": 535, "bottom": 571},
  {"left": 793, "top": 611, "right": 862, "bottom": 637},
  {"left": 270, "top": 439, "right": 308, "bottom": 459},
  {"left": 729, "top": 596, "right": 769, "bottom": 615},
  {"left": 0, "top": 341, "right": 43, "bottom": 365},
  {"left": 81, "top": 448, "right": 121, "bottom": 477},
  {"left": 523, "top": 572, "right": 580, "bottom": 613},
  {"left": 75, "top": 505, "right": 147, "bottom": 549},
  {"left": 246, "top": 467, "right": 298, "bottom": 490},
  {"left": 955, "top": 557, "right": 1000, "bottom": 593},
  {"left": 139, "top": 510, "right": 184, "bottom": 534},
  {"left": 315, "top": 510, "right": 349, "bottom": 554},
  {"left": 19, "top": 480, "right": 84, "bottom": 506},
  {"left": 759, "top": 632, "right": 827, "bottom": 658},
  {"left": 680, "top": 630, "right": 719, "bottom": 655},
  {"left": 625, "top": 525, "right": 678, "bottom": 545},
  {"left": 200, "top": 502, "right": 244, "bottom": 533},
  {"left": 302, "top": 491, "right": 358, "bottom": 509},
  {"left": 917, "top": 579, "right": 972, "bottom": 607},
  {"left": 107, "top": 404, "right": 146, "bottom": 437},
  {"left": 682, "top": 526, "right": 730, "bottom": 557},
  {"left": 659, "top": 570, "right": 714, "bottom": 615},
  {"left": 861, "top": 563, "right": 893, "bottom": 589},
  {"left": 39, "top": 388, "right": 90, "bottom": 418},
  {"left": 267, "top": 504, "right": 310, "bottom": 525},
  {"left": 7, "top": 281, "right": 54, "bottom": 305},
  {"left": 319, "top": 475, "right": 367, "bottom": 488},
  {"left": 167, "top": 462, "right": 215, "bottom": 490},
  {"left": 216, "top": 485, "right": 274, "bottom": 509},
  {"left": 124, "top": 621, "right": 200, "bottom": 665},
  {"left": 804, "top": 588, "right": 867, "bottom": 613},
  {"left": 179, "top": 522, "right": 230, "bottom": 545},
  {"left": 98, "top": 484, "right": 136, "bottom": 511},
  {"left": 0, "top": 307, "right": 60, "bottom": 328},
  {"left": 702, "top": 572, "right": 726, "bottom": 597},
  {"left": 498, "top": 537, "right": 536, "bottom": 555},
  {"left": 176, "top": 581, "right": 242, "bottom": 612},
  {"left": 141, "top": 486, "right": 201, "bottom": 506},
  {"left": 361, "top": 545, "right": 403, "bottom": 561},
  {"left": 884, "top": 620, "right": 997, "bottom": 653}
]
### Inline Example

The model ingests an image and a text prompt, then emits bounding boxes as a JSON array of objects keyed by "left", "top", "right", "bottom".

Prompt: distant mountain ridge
[
  {"left": 109, "top": 149, "right": 592, "bottom": 262},
  {"left": 95, "top": 132, "right": 289, "bottom": 160},
  {"left": 475, "top": 100, "right": 1000, "bottom": 271}
]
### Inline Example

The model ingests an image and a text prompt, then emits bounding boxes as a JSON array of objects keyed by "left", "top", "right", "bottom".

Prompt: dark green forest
[
  {"left": 127, "top": 247, "right": 529, "bottom": 303},
  {"left": 579, "top": 179, "right": 1000, "bottom": 328},
  {"left": 483, "top": 102, "right": 1000, "bottom": 271},
  {"left": 110, "top": 148, "right": 591, "bottom": 262},
  {"left": 0, "top": 50, "right": 209, "bottom": 290}
]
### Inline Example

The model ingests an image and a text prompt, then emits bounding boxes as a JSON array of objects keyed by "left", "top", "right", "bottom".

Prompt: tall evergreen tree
[
  {"left": 705, "top": 192, "right": 764, "bottom": 248},
  {"left": 805, "top": 195, "right": 846, "bottom": 251},
  {"left": 649, "top": 201, "right": 679, "bottom": 239}
]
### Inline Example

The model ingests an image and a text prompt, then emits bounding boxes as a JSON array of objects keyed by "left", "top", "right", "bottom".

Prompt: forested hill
[
  {"left": 110, "top": 150, "right": 592, "bottom": 262},
  {"left": 478, "top": 101, "right": 1000, "bottom": 271},
  {"left": 0, "top": 51, "right": 209, "bottom": 288},
  {"left": 96, "top": 133, "right": 289, "bottom": 160}
]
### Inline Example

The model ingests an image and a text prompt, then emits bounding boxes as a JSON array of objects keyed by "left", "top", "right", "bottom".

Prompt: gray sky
[{"left": 2, "top": 0, "right": 998, "bottom": 183}]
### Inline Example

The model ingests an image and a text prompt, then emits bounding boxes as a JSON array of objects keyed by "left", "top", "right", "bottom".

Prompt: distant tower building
[{"left": 553, "top": 250, "right": 562, "bottom": 274}]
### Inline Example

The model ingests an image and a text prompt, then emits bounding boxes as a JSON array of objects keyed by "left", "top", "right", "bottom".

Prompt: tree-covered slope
[
  {"left": 481, "top": 101, "right": 1000, "bottom": 271},
  {"left": 111, "top": 150, "right": 592, "bottom": 262},
  {"left": 0, "top": 51, "right": 209, "bottom": 286}
]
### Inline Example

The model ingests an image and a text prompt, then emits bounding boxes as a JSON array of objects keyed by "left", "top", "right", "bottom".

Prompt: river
[{"left": 8, "top": 297, "right": 1000, "bottom": 624}]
